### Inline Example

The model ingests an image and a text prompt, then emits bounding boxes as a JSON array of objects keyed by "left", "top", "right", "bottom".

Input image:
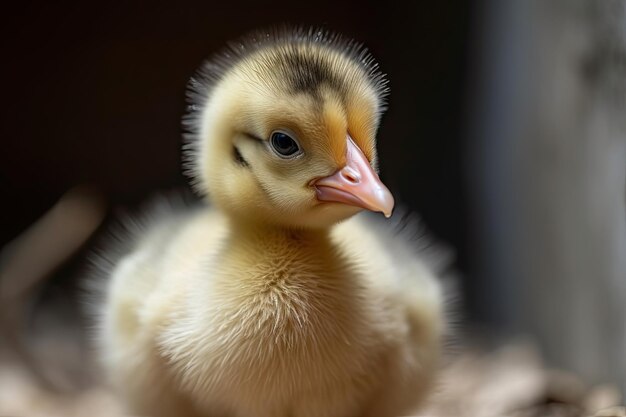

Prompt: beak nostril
[{"left": 342, "top": 167, "right": 361, "bottom": 184}]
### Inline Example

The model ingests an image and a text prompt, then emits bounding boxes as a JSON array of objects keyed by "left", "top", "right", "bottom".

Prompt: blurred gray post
[{"left": 469, "top": 0, "right": 626, "bottom": 393}]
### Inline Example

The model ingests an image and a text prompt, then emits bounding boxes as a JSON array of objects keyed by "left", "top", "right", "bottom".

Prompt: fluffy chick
[{"left": 96, "top": 28, "right": 446, "bottom": 417}]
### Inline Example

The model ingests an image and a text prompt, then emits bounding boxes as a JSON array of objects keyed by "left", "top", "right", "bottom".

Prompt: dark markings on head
[
  {"left": 281, "top": 49, "right": 341, "bottom": 96},
  {"left": 233, "top": 146, "right": 249, "bottom": 167},
  {"left": 185, "top": 27, "right": 389, "bottom": 116}
]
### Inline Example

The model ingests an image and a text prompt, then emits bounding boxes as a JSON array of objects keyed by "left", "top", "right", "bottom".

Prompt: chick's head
[{"left": 186, "top": 29, "right": 394, "bottom": 228}]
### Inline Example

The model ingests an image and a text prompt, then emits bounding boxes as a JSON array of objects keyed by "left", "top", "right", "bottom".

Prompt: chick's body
[{"left": 97, "top": 29, "right": 445, "bottom": 417}]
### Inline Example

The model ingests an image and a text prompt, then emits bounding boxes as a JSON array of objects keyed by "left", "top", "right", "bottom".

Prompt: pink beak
[{"left": 313, "top": 135, "right": 395, "bottom": 218}]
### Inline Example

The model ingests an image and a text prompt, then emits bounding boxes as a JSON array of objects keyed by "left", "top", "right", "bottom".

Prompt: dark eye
[{"left": 270, "top": 132, "right": 301, "bottom": 158}]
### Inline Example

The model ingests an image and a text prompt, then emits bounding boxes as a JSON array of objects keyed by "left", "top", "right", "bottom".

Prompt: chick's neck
[
  {"left": 226, "top": 215, "right": 334, "bottom": 248},
  {"left": 217, "top": 217, "right": 352, "bottom": 293},
  {"left": 217, "top": 213, "right": 350, "bottom": 272}
]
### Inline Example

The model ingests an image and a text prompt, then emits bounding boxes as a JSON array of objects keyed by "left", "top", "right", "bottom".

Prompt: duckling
[{"left": 95, "top": 28, "right": 446, "bottom": 417}]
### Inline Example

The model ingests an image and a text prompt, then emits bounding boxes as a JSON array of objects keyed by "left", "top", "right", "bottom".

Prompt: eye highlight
[{"left": 270, "top": 131, "right": 301, "bottom": 158}]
